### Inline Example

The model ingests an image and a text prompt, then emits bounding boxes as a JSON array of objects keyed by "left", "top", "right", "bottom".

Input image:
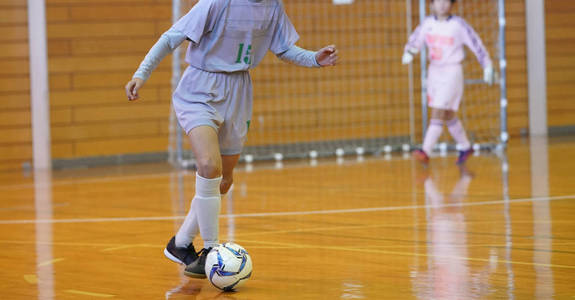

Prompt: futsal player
[
  {"left": 125, "top": 0, "right": 338, "bottom": 278},
  {"left": 402, "top": 0, "right": 494, "bottom": 165}
]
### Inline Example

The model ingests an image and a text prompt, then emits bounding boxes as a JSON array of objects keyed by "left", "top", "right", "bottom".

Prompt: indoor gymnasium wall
[
  {"left": 44, "top": 0, "right": 174, "bottom": 159},
  {"left": 545, "top": 0, "right": 575, "bottom": 130},
  {"left": 1, "top": 0, "right": 529, "bottom": 169},
  {"left": 0, "top": 0, "right": 32, "bottom": 171}
]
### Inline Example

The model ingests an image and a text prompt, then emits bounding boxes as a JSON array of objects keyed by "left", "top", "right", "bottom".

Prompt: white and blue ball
[{"left": 205, "top": 242, "right": 253, "bottom": 291}]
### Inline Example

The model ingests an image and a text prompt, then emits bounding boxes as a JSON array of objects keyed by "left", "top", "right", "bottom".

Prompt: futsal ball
[{"left": 205, "top": 242, "right": 253, "bottom": 291}]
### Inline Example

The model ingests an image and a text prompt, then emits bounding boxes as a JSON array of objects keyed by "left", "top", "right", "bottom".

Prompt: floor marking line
[
  {"left": 65, "top": 290, "right": 115, "bottom": 298},
  {"left": 2, "top": 239, "right": 572, "bottom": 251},
  {"left": 0, "top": 194, "right": 573, "bottom": 225},
  {"left": 101, "top": 244, "right": 157, "bottom": 252},
  {"left": 236, "top": 239, "right": 575, "bottom": 270},
  {"left": 101, "top": 245, "right": 136, "bottom": 252},
  {"left": 23, "top": 274, "right": 38, "bottom": 284},
  {"left": 0, "top": 240, "right": 144, "bottom": 247},
  {"left": 38, "top": 258, "right": 65, "bottom": 267}
]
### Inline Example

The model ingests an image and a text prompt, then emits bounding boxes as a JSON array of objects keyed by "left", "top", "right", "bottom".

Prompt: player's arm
[
  {"left": 402, "top": 20, "right": 427, "bottom": 65},
  {"left": 125, "top": 28, "right": 187, "bottom": 101},
  {"left": 270, "top": 2, "right": 338, "bottom": 68},
  {"left": 459, "top": 18, "right": 494, "bottom": 85},
  {"left": 276, "top": 45, "right": 338, "bottom": 67}
]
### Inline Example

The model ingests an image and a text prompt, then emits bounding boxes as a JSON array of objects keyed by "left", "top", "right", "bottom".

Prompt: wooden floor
[{"left": 1, "top": 137, "right": 574, "bottom": 299}]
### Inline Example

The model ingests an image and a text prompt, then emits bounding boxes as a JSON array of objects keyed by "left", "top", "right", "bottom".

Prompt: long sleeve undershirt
[{"left": 276, "top": 46, "right": 320, "bottom": 68}]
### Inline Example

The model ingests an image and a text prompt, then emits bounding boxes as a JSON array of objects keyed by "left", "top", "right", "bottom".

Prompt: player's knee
[
  {"left": 220, "top": 177, "right": 233, "bottom": 195},
  {"left": 196, "top": 156, "right": 222, "bottom": 178}
]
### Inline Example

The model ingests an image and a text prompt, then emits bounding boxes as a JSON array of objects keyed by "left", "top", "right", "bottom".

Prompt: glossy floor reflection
[{"left": 0, "top": 138, "right": 574, "bottom": 299}]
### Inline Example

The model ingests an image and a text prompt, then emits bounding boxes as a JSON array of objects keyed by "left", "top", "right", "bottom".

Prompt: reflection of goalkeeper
[
  {"left": 412, "top": 167, "right": 497, "bottom": 299},
  {"left": 402, "top": 0, "right": 494, "bottom": 165}
]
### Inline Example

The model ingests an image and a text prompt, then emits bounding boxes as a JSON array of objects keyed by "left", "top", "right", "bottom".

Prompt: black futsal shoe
[
  {"left": 164, "top": 236, "right": 198, "bottom": 265},
  {"left": 183, "top": 247, "right": 212, "bottom": 278}
]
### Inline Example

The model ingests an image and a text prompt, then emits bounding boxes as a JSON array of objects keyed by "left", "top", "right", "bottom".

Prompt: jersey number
[{"left": 235, "top": 43, "right": 253, "bottom": 65}]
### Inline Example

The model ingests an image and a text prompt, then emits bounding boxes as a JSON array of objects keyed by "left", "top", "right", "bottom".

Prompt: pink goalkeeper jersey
[{"left": 405, "top": 15, "right": 491, "bottom": 68}]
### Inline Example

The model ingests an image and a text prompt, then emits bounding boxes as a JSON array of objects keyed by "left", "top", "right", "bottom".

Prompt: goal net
[{"left": 168, "top": 0, "right": 506, "bottom": 166}]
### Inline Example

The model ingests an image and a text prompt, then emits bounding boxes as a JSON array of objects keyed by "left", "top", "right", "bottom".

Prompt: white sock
[
  {"left": 422, "top": 119, "right": 443, "bottom": 155},
  {"left": 447, "top": 118, "right": 471, "bottom": 150},
  {"left": 195, "top": 174, "right": 222, "bottom": 249},
  {"left": 175, "top": 174, "right": 222, "bottom": 249},
  {"left": 175, "top": 202, "right": 199, "bottom": 248}
]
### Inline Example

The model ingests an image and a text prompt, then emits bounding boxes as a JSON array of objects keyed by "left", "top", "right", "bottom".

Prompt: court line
[
  {"left": 38, "top": 258, "right": 65, "bottom": 267},
  {"left": 0, "top": 239, "right": 294, "bottom": 251},
  {"left": 3, "top": 238, "right": 573, "bottom": 251},
  {"left": 236, "top": 239, "right": 575, "bottom": 270},
  {"left": 0, "top": 194, "right": 574, "bottom": 225},
  {"left": 101, "top": 244, "right": 157, "bottom": 252},
  {"left": 23, "top": 274, "right": 38, "bottom": 284},
  {"left": 65, "top": 290, "right": 115, "bottom": 298},
  {"left": 234, "top": 220, "right": 575, "bottom": 238}
]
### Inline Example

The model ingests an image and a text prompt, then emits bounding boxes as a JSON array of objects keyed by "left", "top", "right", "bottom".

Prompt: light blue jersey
[
  {"left": 131, "top": 0, "right": 317, "bottom": 155},
  {"left": 173, "top": 0, "right": 299, "bottom": 72}
]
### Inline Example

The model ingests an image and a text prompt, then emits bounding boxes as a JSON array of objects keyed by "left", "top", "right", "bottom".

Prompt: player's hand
[
  {"left": 125, "top": 78, "right": 145, "bottom": 101},
  {"left": 483, "top": 64, "right": 494, "bottom": 86},
  {"left": 402, "top": 52, "right": 414, "bottom": 65},
  {"left": 315, "top": 45, "right": 338, "bottom": 67}
]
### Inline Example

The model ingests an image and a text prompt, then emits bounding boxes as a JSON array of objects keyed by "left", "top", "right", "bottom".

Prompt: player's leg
[
  {"left": 214, "top": 71, "right": 249, "bottom": 196},
  {"left": 183, "top": 142, "right": 242, "bottom": 279},
  {"left": 181, "top": 125, "right": 225, "bottom": 278},
  {"left": 165, "top": 126, "right": 223, "bottom": 272},
  {"left": 415, "top": 65, "right": 446, "bottom": 164},
  {"left": 445, "top": 111, "right": 473, "bottom": 164},
  {"left": 220, "top": 154, "right": 240, "bottom": 195},
  {"left": 445, "top": 64, "right": 472, "bottom": 164},
  {"left": 185, "top": 70, "right": 251, "bottom": 277},
  {"left": 415, "top": 108, "right": 446, "bottom": 164},
  {"left": 187, "top": 125, "right": 223, "bottom": 249},
  {"left": 182, "top": 153, "right": 239, "bottom": 279}
]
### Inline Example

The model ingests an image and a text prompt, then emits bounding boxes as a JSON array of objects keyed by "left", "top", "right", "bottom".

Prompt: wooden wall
[
  {"left": 0, "top": 0, "right": 32, "bottom": 171},
  {"left": 546, "top": 0, "right": 575, "bottom": 128},
  {"left": 0, "top": 0, "right": 530, "bottom": 170},
  {"left": 45, "top": 0, "right": 174, "bottom": 159}
]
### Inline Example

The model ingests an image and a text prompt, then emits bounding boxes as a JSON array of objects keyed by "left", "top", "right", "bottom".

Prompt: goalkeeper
[{"left": 402, "top": 0, "right": 494, "bottom": 165}]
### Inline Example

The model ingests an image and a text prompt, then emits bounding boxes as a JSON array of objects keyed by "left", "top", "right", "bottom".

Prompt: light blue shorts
[{"left": 173, "top": 66, "right": 253, "bottom": 155}]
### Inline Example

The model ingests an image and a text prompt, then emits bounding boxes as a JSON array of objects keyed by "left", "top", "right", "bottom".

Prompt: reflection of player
[
  {"left": 165, "top": 278, "right": 203, "bottom": 299},
  {"left": 403, "top": 0, "right": 494, "bottom": 165},
  {"left": 413, "top": 167, "right": 494, "bottom": 299},
  {"left": 165, "top": 278, "right": 238, "bottom": 300}
]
